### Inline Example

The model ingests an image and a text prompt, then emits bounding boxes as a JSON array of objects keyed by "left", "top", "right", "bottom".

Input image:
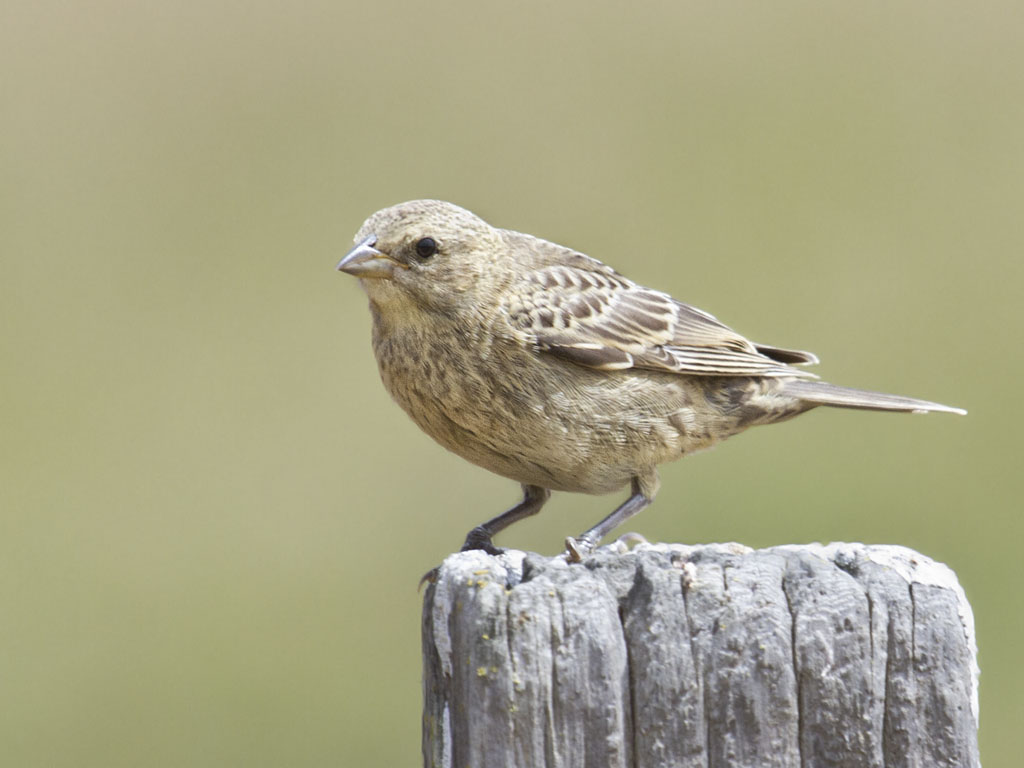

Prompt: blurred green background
[{"left": 2, "top": 0, "right": 1020, "bottom": 765}]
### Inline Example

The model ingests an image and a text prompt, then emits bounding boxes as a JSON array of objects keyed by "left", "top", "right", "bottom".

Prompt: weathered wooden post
[{"left": 422, "top": 542, "right": 979, "bottom": 768}]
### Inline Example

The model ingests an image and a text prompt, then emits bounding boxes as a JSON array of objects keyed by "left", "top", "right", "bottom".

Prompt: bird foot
[{"left": 460, "top": 526, "right": 505, "bottom": 556}]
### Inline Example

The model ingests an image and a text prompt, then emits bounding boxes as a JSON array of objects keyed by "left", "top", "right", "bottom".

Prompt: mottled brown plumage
[{"left": 337, "top": 200, "right": 965, "bottom": 560}]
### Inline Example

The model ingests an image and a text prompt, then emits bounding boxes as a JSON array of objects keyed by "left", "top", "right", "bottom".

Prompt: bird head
[{"left": 337, "top": 200, "right": 506, "bottom": 315}]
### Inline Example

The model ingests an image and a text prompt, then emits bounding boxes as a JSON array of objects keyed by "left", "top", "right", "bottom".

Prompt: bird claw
[
  {"left": 614, "top": 531, "right": 650, "bottom": 550},
  {"left": 418, "top": 566, "right": 441, "bottom": 590},
  {"left": 564, "top": 535, "right": 594, "bottom": 563}
]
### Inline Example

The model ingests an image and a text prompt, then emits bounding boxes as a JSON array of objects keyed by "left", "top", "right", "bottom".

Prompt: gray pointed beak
[{"left": 336, "top": 235, "right": 402, "bottom": 279}]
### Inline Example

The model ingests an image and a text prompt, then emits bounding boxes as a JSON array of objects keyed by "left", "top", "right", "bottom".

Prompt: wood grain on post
[{"left": 422, "top": 542, "right": 979, "bottom": 768}]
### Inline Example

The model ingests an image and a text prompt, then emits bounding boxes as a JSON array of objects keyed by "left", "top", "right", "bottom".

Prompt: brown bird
[{"left": 337, "top": 200, "right": 965, "bottom": 561}]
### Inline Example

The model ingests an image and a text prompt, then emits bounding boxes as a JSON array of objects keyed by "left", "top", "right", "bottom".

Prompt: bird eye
[{"left": 415, "top": 237, "right": 438, "bottom": 259}]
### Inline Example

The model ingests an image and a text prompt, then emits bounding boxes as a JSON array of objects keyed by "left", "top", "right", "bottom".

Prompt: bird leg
[
  {"left": 461, "top": 484, "right": 551, "bottom": 555},
  {"left": 565, "top": 476, "right": 656, "bottom": 562}
]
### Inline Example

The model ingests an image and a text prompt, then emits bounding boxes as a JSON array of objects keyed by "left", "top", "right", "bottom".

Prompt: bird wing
[{"left": 503, "top": 263, "right": 818, "bottom": 378}]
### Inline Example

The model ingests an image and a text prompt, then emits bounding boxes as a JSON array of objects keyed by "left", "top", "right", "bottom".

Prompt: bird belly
[{"left": 372, "top": 330, "right": 713, "bottom": 494}]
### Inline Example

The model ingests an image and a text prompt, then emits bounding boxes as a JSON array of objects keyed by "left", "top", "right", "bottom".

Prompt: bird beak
[{"left": 336, "top": 235, "right": 403, "bottom": 279}]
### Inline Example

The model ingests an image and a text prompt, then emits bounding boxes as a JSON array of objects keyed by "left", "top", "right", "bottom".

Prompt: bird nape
[{"left": 337, "top": 199, "right": 965, "bottom": 562}]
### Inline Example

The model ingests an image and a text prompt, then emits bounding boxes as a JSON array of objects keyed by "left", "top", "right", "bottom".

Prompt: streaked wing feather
[
  {"left": 752, "top": 344, "right": 819, "bottom": 365},
  {"left": 505, "top": 262, "right": 817, "bottom": 378},
  {"left": 544, "top": 344, "right": 635, "bottom": 371}
]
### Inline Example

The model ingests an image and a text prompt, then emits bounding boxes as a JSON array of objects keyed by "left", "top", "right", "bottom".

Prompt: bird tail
[{"left": 783, "top": 380, "right": 966, "bottom": 415}]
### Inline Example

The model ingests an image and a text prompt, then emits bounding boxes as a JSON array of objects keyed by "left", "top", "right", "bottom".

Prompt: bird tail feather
[{"left": 784, "top": 380, "right": 966, "bottom": 415}]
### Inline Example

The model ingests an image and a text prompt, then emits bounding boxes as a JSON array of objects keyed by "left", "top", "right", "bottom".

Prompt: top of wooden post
[{"left": 422, "top": 541, "right": 979, "bottom": 768}]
